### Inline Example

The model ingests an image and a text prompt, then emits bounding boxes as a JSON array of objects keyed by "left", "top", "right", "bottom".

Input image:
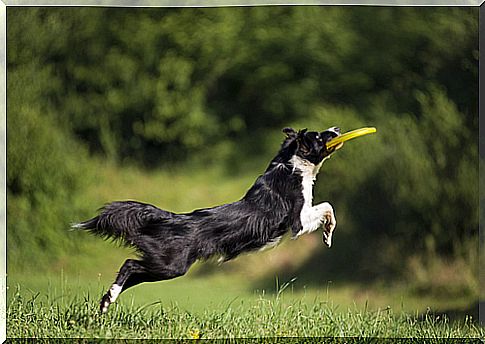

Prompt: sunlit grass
[
  {"left": 7, "top": 281, "right": 483, "bottom": 339},
  {"left": 7, "top": 271, "right": 478, "bottom": 323}
]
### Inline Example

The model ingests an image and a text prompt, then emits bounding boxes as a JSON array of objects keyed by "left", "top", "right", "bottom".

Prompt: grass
[
  {"left": 6, "top": 271, "right": 484, "bottom": 339},
  {"left": 7, "top": 268, "right": 478, "bottom": 319},
  {"left": 7, "top": 279, "right": 483, "bottom": 339}
]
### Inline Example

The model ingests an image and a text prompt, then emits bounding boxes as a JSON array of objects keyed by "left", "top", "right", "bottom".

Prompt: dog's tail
[{"left": 73, "top": 201, "right": 170, "bottom": 245}]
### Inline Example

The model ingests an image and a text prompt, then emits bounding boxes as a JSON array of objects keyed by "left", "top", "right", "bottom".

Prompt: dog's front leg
[
  {"left": 298, "top": 202, "right": 336, "bottom": 247},
  {"left": 317, "top": 202, "right": 336, "bottom": 247}
]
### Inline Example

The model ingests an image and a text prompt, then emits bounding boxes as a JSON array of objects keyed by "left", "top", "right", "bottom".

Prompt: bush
[{"left": 7, "top": 65, "right": 92, "bottom": 272}]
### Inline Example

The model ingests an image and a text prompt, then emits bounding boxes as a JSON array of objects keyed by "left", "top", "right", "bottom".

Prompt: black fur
[{"left": 75, "top": 127, "right": 339, "bottom": 313}]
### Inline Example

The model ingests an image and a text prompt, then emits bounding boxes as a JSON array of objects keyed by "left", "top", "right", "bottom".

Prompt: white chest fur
[{"left": 290, "top": 155, "right": 324, "bottom": 236}]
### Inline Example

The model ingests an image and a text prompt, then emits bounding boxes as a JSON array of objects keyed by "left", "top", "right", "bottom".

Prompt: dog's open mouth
[{"left": 330, "top": 141, "right": 344, "bottom": 151}]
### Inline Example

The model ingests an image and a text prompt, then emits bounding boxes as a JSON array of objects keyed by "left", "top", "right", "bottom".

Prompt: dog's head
[{"left": 283, "top": 127, "right": 341, "bottom": 165}]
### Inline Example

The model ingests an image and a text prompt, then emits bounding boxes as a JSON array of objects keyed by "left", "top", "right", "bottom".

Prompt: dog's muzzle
[
  {"left": 323, "top": 127, "right": 343, "bottom": 152},
  {"left": 327, "top": 127, "right": 341, "bottom": 136}
]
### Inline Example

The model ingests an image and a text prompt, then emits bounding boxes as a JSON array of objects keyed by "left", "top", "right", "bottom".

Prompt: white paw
[
  {"left": 100, "top": 294, "right": 111, "bottom": 314},
  {"left": 322, "top": 204, "right": 336, "bottom": 248},
  {"left": 100, "top": 300, "right": 110, "bottom": 313}
]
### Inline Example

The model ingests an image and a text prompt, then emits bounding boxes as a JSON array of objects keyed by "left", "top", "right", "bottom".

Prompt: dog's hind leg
[
  {"left": 100, "top": 259, "right": 147, "bottom": 313},
  {"left": 100, "top": 258, "right": 194, "bottom": 313}
]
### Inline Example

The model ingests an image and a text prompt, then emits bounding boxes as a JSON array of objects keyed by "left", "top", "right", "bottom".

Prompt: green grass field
[
  {"left": 7, "top": 276, "right": 483, "bottom": 339},
  {"left": 7, "top": 161, "right": 483, "bottom": 339},
  {"left": 7, "top": 258, "right": 483, "bottom": 339}
]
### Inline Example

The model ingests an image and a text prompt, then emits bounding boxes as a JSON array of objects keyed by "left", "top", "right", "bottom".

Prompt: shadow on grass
[
  {"left": 250, "top": 230, "right": 395, "bottom": 291},
  {"left": 418, "top": 301, "right": 479, "bottom": 325}
]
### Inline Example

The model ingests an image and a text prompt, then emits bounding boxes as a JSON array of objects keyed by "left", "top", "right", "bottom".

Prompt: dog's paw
[
  {"left": 324, "top": 212, "right": 336, "bottom": 232},
  {"left": 322, "top": 204, "right": 336, "bottom": 248},
  {"left": 100, "top": 294, "right": 111, "bottom": 314}
]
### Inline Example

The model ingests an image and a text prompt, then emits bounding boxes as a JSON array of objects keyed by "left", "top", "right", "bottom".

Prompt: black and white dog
[{"left": 75, "top": 126, "right": 341, "bottom": 313}]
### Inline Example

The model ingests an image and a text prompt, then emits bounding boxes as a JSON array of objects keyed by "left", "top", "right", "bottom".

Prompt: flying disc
[{"left": 326, "top": 127, "right": 377, "bottom": 149}]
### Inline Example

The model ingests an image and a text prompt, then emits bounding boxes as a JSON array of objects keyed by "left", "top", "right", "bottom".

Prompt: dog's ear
[
  {"left": 297, "top": 129, "right": 311, "bottom": 155},
  {"left": 298, "top": 128, "right": 308, "bottom": 135},
  {"left": 282, "top": 127, "right": 297, "bottom": 139}
]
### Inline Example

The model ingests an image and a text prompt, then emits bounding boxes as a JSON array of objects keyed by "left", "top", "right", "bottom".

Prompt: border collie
[{"left": 74, "top": 126, "right": 341, "bottom": 313}]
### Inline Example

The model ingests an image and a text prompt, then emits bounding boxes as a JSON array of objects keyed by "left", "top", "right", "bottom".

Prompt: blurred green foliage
[
  {"left": 7, "top": 7, "right": 478, "bottom": 280},
  {"left": 7, "top": 58, "right": 91, "bottom": 268}
]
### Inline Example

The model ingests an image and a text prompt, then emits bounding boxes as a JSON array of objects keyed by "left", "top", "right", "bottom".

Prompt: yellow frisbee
[{"left": 326, "top": 127, "right": 377, "bottom": 149}]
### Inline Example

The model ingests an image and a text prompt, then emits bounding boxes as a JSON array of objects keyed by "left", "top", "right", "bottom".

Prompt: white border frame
[
  {"left": 2, "top": 0, "right": 485, "bottom": 6},
  {"left": 1, "top": 1, "right": 6, "bottom": 342}
]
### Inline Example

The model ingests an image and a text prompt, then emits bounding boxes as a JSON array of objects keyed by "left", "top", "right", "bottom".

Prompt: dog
[{"left": 74, "top": 126, "right": 341, "bottom": 313}]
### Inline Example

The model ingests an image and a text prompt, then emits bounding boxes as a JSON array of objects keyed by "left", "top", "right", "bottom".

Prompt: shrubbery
[{"left": 7, "top": 63, "right": 92, "bottom": 270}]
